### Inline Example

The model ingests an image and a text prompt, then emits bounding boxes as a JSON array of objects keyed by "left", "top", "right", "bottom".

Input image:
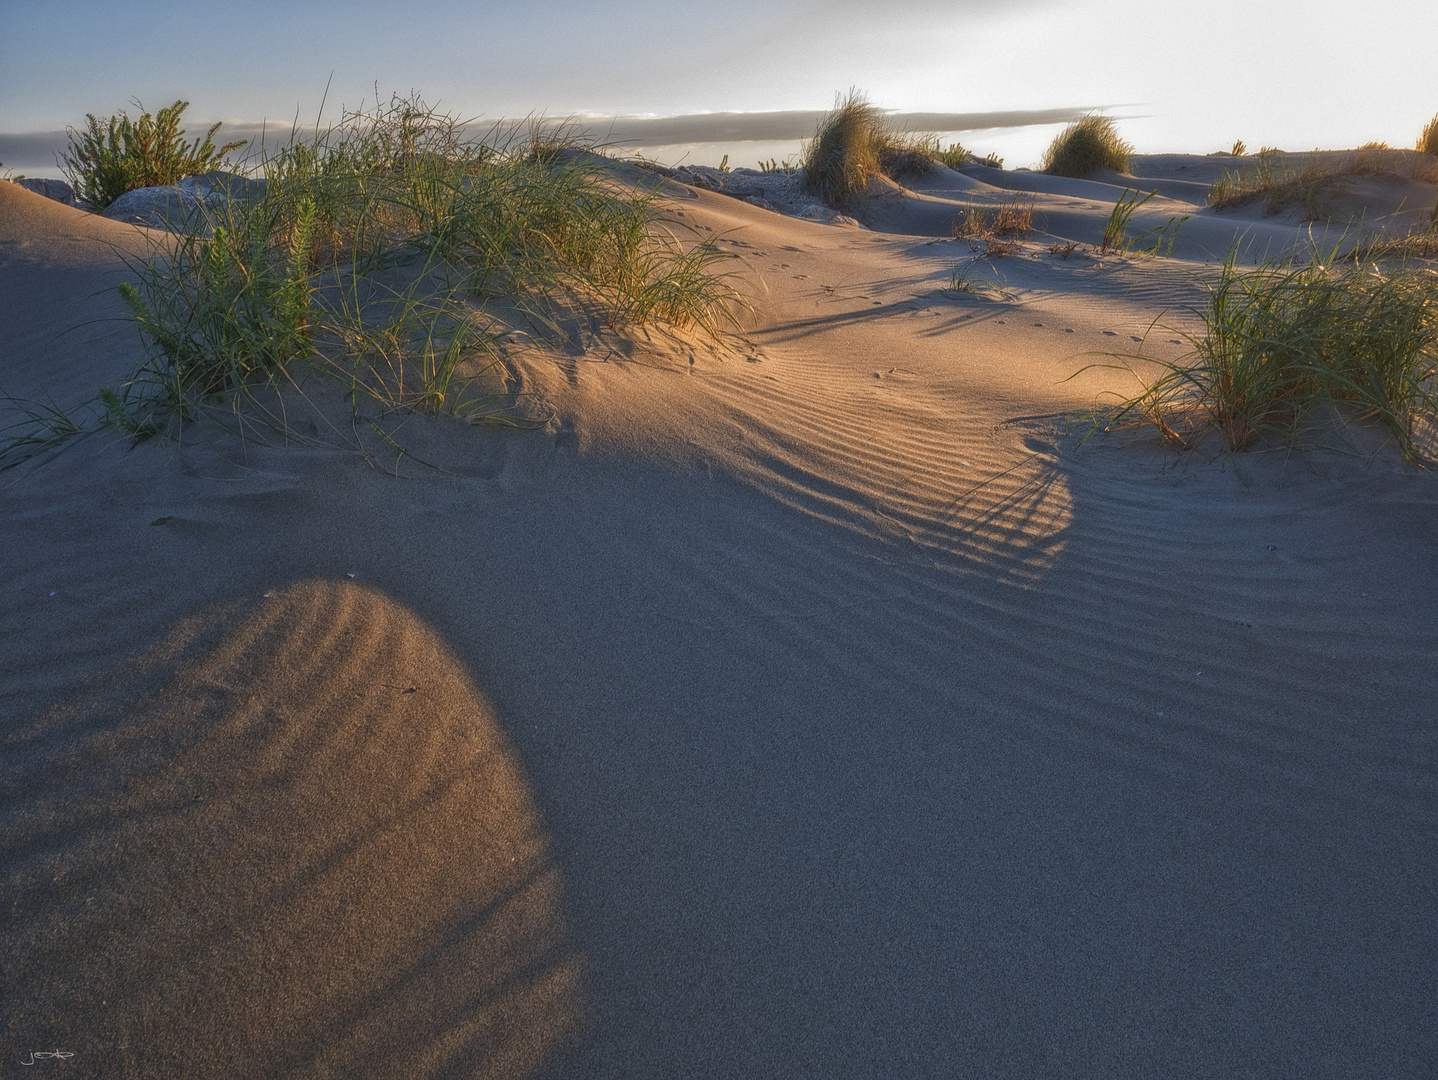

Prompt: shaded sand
[
  {"left": 3, "top": 580, "right": 579, "bottom": 1077},
  {"left": 3, "top": 163, "right": 1438, "bottom": 1078}
]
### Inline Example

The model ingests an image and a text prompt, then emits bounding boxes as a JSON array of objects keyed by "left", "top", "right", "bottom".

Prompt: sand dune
[
  {"left": 3, "top": 158, "right": 1437, "bottom": 1078},
  {"left": 3, "top": 580, "right": 578, "bottom": 1078}
]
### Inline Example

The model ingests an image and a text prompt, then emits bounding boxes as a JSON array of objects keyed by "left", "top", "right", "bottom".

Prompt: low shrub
[
  {"left": 1041, "top": 115, "right": 1132, "bottom": 178},
  {"left": 800, "top": 91, "right": 1023, "bottom": 202},
  {"left": 801, "top": 91, "right": 964, "bottom": 204},
  {"left": 59, "top": 99, "right": 246, "bottom": 210}
]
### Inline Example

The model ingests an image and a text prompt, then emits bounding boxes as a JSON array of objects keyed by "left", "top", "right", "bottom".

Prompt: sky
[{"left": 3, "top": 0, "right": 1436, "bottom": 173}]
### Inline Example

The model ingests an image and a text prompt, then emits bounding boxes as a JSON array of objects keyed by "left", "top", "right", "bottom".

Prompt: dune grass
[
  {"left": 1419, "top": 114, "right": 1438, "bottom": 157},
  {"left": 949, "top": 193, "right": 1032, "bottom": 258},
  {"left": 877, "top": 132, "right": 942, "bottom": 181},
  {"left": 800, "top": 91, "right": 888, "bottom": 207},
  {"left": 1209, "top": 147, "right": 1438, "bottom": 220},
  {"left": 1090, "top": 248, "right": 1438, "bottom": 460},
  {"left": 946, "top": 259, "right": 1013, "bottom": 300},
  {"left": 1208, "top": 149, "right": 1341, "bottom": 220},
  {"left": 952, "top": 193, "right": 1034, "bottom": 242},
  {"left": 1041, "top": 115, "right": 1132, "bottom": 178},
  {"left": 1098, "top": 189, "right": 1189, "bottom": 256},
  {"left": 801, "top": 90, "right": 964, "bottom": 207},
  {"left": 4, "top": 92, "right": 741, "bottom": 467},
  {"left": 59, "top": 100, "right": 246, "bottom": 210}
]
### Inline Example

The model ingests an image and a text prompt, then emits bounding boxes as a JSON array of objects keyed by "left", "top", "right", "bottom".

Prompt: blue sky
[{"left": 4, "top": 0, "right": 1436, "bottom": 171}]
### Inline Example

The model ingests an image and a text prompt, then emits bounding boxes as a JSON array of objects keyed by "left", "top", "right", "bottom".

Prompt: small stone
[
  {"left": 101, "top": 185, "right": 209, "bottom": 229},
  {"left": 98, "top": 171, "right": 263, "bottom": 232},
  {"left": 12, "top": 177, "right": 77, "bottom": 207}
]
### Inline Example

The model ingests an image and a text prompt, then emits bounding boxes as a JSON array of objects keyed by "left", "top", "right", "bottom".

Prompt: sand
[{"left": 2, "top": 158, "right": 1437, "bottom": 1078}]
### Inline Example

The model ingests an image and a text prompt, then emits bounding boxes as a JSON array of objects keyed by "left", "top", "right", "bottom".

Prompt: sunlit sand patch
[{"left": 695, "top": 352, "right": 1075, "bottom": 585}]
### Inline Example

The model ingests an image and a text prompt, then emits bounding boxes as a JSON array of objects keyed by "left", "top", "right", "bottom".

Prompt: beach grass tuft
[
  {"left": 1041, "top": 115, "right": 1132, "bottom": 178},
  {"left": 1420, "top": 114, "right": 1438, "bottom": 158},
  {"left": 0, "top": 391, "right": 97, "bottom": 465},
  {"left": 1099, "top": 189, "right": 1189, "bottom": 256},
  {"left": 1088, "top": 247, "right": 1438, "bottom": 459},
  {"left": 876, "top": 133, "right": 942, "bottom": 180},
  {"left": 59, "top": 99, "right": 246, "bottom": 210},
  {"left": 800, "top": 90, "right": 888, "bottom": 207},
  {"left": 1208, "top": 149, "right": 1329, "bottom": 219},
  {"left": 800, "top": 90, "right": 963, "bottom": 206},
  {"left": 952, "top": 193, "right": 1034, "bottom": 241},
  {"left": 947, "top": 259, "right": 1012, "bottom": 299}
]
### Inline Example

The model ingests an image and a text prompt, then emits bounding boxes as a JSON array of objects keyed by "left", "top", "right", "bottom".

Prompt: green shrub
[
  {"left": 1419, "top": 114, "right": 1438, "bottom": 157},
  {"left": 2, "top": 91, "right": 746, "bottom": 467},
  {"left": 1041, "top": 114, "right": 1132, "bottom": 178},
  {"left": 59, "top": 99, "right": 246, "bottom": 210},
  {"left": 1098, "top": 189, "right": 1188, "bottom": 255},
  {"left": 935, "top": 143, "right": 970, "bottom": 169}
]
